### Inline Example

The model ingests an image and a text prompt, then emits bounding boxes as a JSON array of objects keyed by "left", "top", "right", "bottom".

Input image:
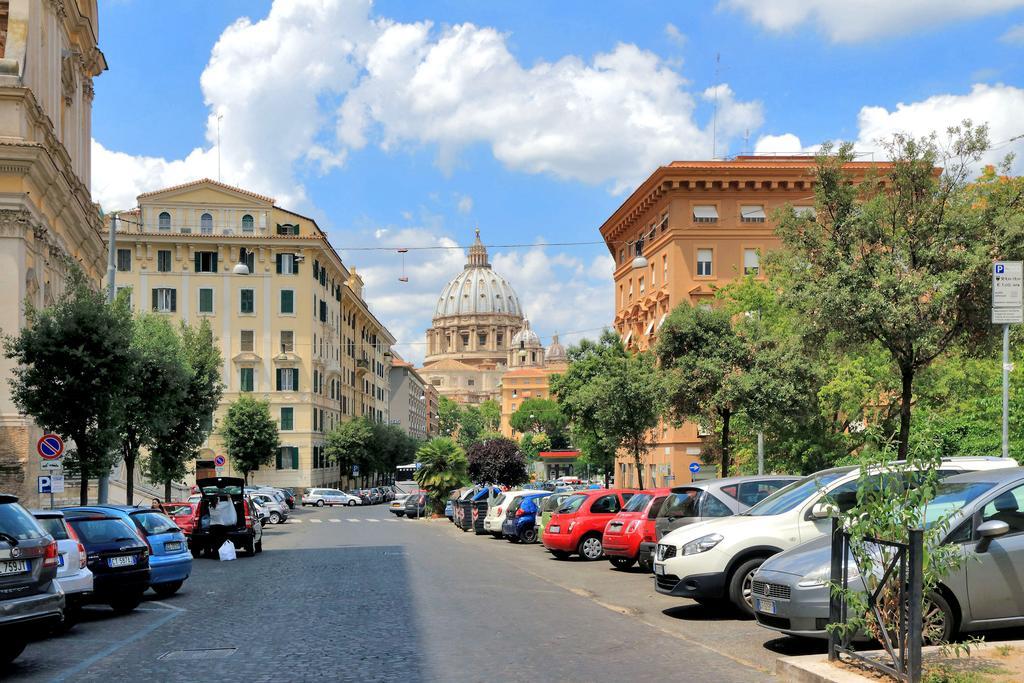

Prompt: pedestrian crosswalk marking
[
  {"left": 384, "top": 518, "right": 398, "bottom": 522},
  {"left": 347, "top": 518, "right": 360, "bottom": 522},
  {"left": 290, "top": 519, "right": 302, "bottom": 523},
  {"left": 329, "top": 518, "right": 341, "bottom": 522},
  {"left": 366, "top": 518, "right": 380, "bottom": 522},
  {"left": 310, "top": 519, "right": 323, "bottom": 523}
]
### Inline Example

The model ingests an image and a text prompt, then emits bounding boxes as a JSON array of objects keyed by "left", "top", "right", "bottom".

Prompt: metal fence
[{"left": 827, "top": 517, "right": 924, "bottom": 683}]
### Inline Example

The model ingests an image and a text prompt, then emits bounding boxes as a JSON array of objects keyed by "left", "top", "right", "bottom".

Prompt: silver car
[
  {"left": 249, "top": 492, "right": 288, "bottom": 524},
  {"left": 752, "top": 468, "right": 1024, "bottom": 642}
]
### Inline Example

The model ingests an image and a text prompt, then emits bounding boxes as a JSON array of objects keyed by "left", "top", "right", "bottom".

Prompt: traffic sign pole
[
  {"left": 993, "top": 261, "right": 1023, "bottom": 459},
  {"left": 1004, "top": 323, "right": 1011, "bottom": 459}
]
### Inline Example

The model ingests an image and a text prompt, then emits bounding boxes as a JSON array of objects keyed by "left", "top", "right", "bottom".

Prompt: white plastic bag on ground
[{"left": 218, "top": 540, "right": 237, "bottom": 561}]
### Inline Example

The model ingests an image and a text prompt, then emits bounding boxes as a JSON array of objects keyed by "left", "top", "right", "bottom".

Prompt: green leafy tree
[
  {"left": 144, "top": 318, "right": 223, "bottom": 500},
  {"left": 466, "top": 437, "right": 529, "bottom": 487},
  {"left": 772, "top": 124, "right": 994, "bottom": 459},
  {"left": 457, "top": 405, "right": 484, "bottom": 450},
  {"left": 437, "top": 396, "right": 461, "bottom": 437},
  {"left": 509, "top": 398, "right": 568, "bottom": 446},
  {"left": 325, "top": 417, "right": 374, "bottom": 484},
  {"left": 519, "top": 432, "right": 551, "bottom": 462},
  {"left": 551, "top": 332, "right": 628, "bottom": 486},
  {"left": 219, "top": 395, "right": 279, "bottom": 483},
  {"left": 478, "top": 400, "right": 501, "bottom": 432},
  {"left": 118, "top": 314, "right": 188, "bottom": 505},
  {"left": 4, "top": 268, "right": 134, "bottom": 504},
  {"left": 414, "top": 437, "right": 469, "bottom": 515},
  {"left": 372, "top": 422, "right": 420, "bottom": 482}
]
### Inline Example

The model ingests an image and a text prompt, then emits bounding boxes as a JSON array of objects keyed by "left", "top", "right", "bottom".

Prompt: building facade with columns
[
  {"left": 600, "top": 156, "right": 888, "bottom": 488},
  {"left": 109, "top": 179, "right": 395, "bottom": 492},
  {"left": 420, "top": 231, "right": 525, "bottom": 404},
  {"left": 0, "top": 0, "right": 107, "bottom": 505}
]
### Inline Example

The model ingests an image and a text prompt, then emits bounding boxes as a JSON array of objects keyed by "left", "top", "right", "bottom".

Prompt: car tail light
[
  {"left": 42, "top": 540, "right": 59, "bottom": 568},
  {"left": 568, "top": 521, "right": 576, "bottom": 533},
  {"left": 626, "top": 520, "right": 641, "bottom": 534},
  {"left": 243, "top": 500, "right": 253, "bottom": 529},
  {"left": 77, "top": 542, "right": 87, "bottom": 569},
  {"left": 495, "top": 507, "right": 503, "bottom": 516},
  {"left": 515, "top": 508, "right": 526, "bottom": 517}
]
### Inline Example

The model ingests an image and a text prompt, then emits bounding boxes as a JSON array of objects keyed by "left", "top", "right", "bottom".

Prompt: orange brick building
[{"left": 599, "top": 156, "right": 886, "bottom": 488}]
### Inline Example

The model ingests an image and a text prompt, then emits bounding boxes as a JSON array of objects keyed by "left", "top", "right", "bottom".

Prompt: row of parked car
[
  {"left": 0, "top": 475, "right": 299, "bottom": 668},
  {"left": 442, "top": 456, "right": 1024, "bottom": 646},
  {"left": 301, "top": 486, "right": 395, "bottom": 507}
]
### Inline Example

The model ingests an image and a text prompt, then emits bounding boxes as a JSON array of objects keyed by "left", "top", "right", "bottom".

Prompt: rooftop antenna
[
  {"left": 398, "top": 248, "right": 409, "bottom": 283},
  {"left": 743, "top": 128, "right": 750, "bottom": 156},
  {"left": 712, "top": 53, "right": 720, "bottom": 159},
  {"left": 216, "top": 114, "right": 223, "bottom": 181}
]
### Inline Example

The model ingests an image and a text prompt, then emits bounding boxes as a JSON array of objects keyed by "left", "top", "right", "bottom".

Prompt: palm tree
[{"left": 414, "top": 437, "right": 469, "bottom": 515}]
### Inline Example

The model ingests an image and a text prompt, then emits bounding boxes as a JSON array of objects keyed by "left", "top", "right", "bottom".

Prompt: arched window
[
  {"left": 158, "top": 212, "right": 171, "bottom": 231},
  {"left": 241, "top": 214, "right": 254, "bottom": 232},
  {"left": 200, "top": 213, "right": 213, "bottom": 234}
]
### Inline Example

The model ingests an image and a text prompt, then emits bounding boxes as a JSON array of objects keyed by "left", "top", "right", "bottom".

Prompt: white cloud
[
  {"left": 456, "top": 194, "right": 473, "bottom": 214},
  {"left": 665, "top": 23, "right": 686, "bottom": 45},
  {"left": 755, "top": 84, "right": 1024, "bottom": 173},
  {"left": 1000, "top": 23, "right": 1024, "bottom": 43},
  {"left": 721, "top": 0, "right": 1024, "bottom": 42}
]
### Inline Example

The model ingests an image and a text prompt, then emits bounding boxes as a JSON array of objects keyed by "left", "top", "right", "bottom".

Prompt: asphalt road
[{"left": 4, "top": 504, "right": 816, "bottom": 682}]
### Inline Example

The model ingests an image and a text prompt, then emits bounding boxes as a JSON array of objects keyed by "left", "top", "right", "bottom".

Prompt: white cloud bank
[
  {"left": 93, "top": 0, "right": 762, "bottom": 210},
  {"left": 755, "top": 84, "right": 1024, "bottom": 173},
  {"left": 721, "top": 0, "right": 1024, "bottom": 43}
]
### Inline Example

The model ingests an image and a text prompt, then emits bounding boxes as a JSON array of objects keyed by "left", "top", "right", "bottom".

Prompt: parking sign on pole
[{"left": 993, "top": 261, "right": 1023, "bottom": 459}]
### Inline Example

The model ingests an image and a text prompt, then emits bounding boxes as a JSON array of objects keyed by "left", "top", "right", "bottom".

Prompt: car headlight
[
  {"left": 681, "top": 533, "right": 723, "bottom": 556},
  {"left": 797, "top": 563, "right": 859, "bottom": 588}
]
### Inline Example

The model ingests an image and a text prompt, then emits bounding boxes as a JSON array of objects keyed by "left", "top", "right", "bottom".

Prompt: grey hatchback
[
  {"left": 752, "top": 468, "right": 1024, "bottom": 642},
  {"left": 0, "top": 494, "right": 63, "bottom": 667}
]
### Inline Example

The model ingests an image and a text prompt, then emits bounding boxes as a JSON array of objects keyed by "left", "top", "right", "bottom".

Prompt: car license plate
[
  {"left": 756, "top": 598, "right": 776, "bottom": 615},
  {"left": 549, "top": 525, "right": 560, "bottom": 533},
  {"left": 654, "top": 563, "right": 666, "bottom": 576},
  {"left": 164, "top": 541, "right": 182, "bottom": 552},
  {"left": 0, "top": 559, "right": 28, "bottom": 575},
  {"left": 108, "top": 555, "right": 136, "bottom": 568}
]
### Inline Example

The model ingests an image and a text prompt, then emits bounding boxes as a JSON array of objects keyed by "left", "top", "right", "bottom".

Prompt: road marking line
[
  {"left": 329, "top": 518, "right": 341, "bottom": 522},
  {"left": 290, "top": 519, "right": 302, "bottom": 523},
  {"left": 310, "top": 519, "right": 323, "bottom": 523},
  {"left": 366, "top": 518, "right": 380, "bottom": 522},
  {"left": 384, "top": 518, "right": 398, "bottom": 522},
  {"left": 347, "top": 518, "right": 360, "bottom": 522}
]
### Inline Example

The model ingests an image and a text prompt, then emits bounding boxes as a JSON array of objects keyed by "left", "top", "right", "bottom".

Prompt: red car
[
  {"left": 602, "top": 488, "right": 670, "bottom": 570},
  {"left": 543, "top": 489, "right": 637, "bottom": 561},
  {"left": 156, "top": 502, "right": 199, "bottom": 536}
]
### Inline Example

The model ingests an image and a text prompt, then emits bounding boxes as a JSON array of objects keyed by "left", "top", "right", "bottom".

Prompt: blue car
[
  {"left": 501, "top": 491, "right": 550, "bottom": 543},
  {"left": 64, "top": 505, "right": 191, "bottom": 598},
  {"left": 444, "top": 499, "right": 454, "bottom": 520}
]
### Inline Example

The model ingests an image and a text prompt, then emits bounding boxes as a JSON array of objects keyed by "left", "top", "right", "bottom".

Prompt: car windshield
[
  {"left": 744, "top": 471, "right": 851, "bottom": 517},
  {"left": 925, "top": 481, "right": 998, "bottom": 527},
  {"left": 131, "top": 511, "right": 178, "bottom": 535},
  {"left": 661, "top": 490, "right": 700, "bottom": 517},
  {"left": 0, "top": 502, "right": 46, "bottom": 540},
  {"left": 68, "top": 518, "right": 138, "bottom": 544},
  {"left": 34, "top": 515, "right": 68, "bottom": 540},
  {"left": 558, "top": 494, "right": 587, "bottom": 514},
  {"left": 201, "top": 482, "right": 242, "bottom": 496},
  {"left": 623, "top": 493, "right": 653, "bottom": 512}
]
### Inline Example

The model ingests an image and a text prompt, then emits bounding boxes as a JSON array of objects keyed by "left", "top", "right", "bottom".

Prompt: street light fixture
[{"left": 232, "top": 259, "right": 250, "bottom": 275}]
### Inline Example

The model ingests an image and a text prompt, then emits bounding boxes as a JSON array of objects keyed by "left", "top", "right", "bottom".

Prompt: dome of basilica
[
  {"left": 511, "top": 319, "right": 541, "bottom": 348},
  {"left": 433, "top": 231, "right": 523, "bottom": 320}
]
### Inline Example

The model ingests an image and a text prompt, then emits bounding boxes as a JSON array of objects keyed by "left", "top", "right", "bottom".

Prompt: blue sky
[{"left": 91, "top": 0, "right": 1024, "bottom": 364}]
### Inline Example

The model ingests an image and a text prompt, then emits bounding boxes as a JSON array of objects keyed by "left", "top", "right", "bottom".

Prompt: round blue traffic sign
[
  {"left": 214, "top": 455, "right": 226, "bottom": 467},
  {"left": 689, "top": 462, "right": 701, "bottom": 474},
  {"left": 37, "top": 434, "right": 64, "bottom": 460}
]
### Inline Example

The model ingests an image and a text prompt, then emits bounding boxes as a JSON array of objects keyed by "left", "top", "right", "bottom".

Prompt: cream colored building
[
  {"left": 109, "top": 179, "right": 394, "bottom": 491},
  {"left": 0, "top": 0, "right": 107, "bottom": 505},
  {"left": 420, "top": 231, "right": 525, "bottom": 404},
  {"left": 499, "top": 333, "right": 567, "bottom": 438}
]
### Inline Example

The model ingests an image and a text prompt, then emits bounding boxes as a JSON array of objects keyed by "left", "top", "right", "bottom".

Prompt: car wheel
[
  {"left": 609, "top": 556, "right": 636, "bottom": 570},
  {"left": 637, "top": 556, "right": 653, "bottom": 572},
  {"left": 490, "top": 531, "right": 503, "bottom": 539},
  {"left": 923, "top": 591, "right": 956, "bottom": 644},
  {"left": 269, "top": 511, "right": 281, "bottom": 524},
  {"left": 0, "top": 639, "right": 26, "bottom": 667},
  {"left": 53, "top": 604, "right": 80, "bottom": 634},
  {"left": 316, "top": 500, "right": 325, "bottom": 507},
  {"left": 396, "top": 512, "right": 404, "bottom": 517},
  {"left": 520, "top": 527, "right": 538, "bottom": 544},
  {"left": 578, "top": 534, "right": 604, "bottom": 561},
  {"left": 255, "top": 539, "right": 263, "bottom": 553},
  {"left": 728, "top": 558, "right": 766, "bottom": 615},
  {"left": 153, "top": 581, "right": 184, "bottom": 598},
  {"left": 110, "top": 593, "right": 143, "bottom": 614},
  {"left": 243, "top": 538, "right": 255, "bottom": 556},
  {"left": 551, "top": 550, "right": 572, "bottom": 560},
  {"left": 347, "top": 500, "right": 356, "bottom": 507},
  {"left": 190, "top": 545, "right": 202, "bottom": 559}
]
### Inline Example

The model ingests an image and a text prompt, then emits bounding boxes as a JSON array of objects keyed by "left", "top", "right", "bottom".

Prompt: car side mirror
[
  {"left": 809, "top": 502, "right": 837, "bottom": 520},
  {"left": 975, "top": 519, "right": 1010, "bottom": 553}
]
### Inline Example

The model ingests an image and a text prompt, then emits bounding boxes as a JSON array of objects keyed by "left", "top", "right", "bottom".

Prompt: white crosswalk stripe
[
  {"left": 329, "top": 519, "right": 341, "bottom": 522},
  {"left": 347, "top": 518, "right": 360, "bottom": 522},
  {"left": 384, "top": 518, "right": 398, "bottom": 522},
  {"left": 310, "top": 519, "right": 323, "bottom": 523},
  {"left": 290, "top": 519, "right": 302, "bottom": 523},
  {"left": 366, "top": 518, "right": 380, "bottom": 523}
]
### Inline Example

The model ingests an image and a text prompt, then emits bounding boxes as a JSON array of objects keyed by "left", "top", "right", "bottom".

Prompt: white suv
[
  {"left": 302, "top": 488, "right": 361, "bottom": 507},
  {"left": 653, "top": 457, "right": 1018, "bottom": 614},
  {"left": 482, "top": 490, "right": 535, "bottom": 536}
]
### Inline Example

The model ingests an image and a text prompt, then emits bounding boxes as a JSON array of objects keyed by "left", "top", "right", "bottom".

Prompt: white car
[
  {"left": 482, "top": 490, "right": 537, "bottom": 537},
  {"left": 302, "top": 488, "right": 361, "bottom": 507},
  {"left": 31, "top": 510, "right": 92, "bottom": 630},
  {"left": 653, "top": 457, "right": 1018, "bottom": 614}
]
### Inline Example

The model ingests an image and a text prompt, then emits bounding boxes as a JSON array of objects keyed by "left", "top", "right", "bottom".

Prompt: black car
[
  {"left": 0, "top": 494, "right": 63, "bottom": 667},
  {"left": 404, "top": 493, "right": 429, "bottom": 518},
  {"left": 278, "top": 488, "right": 296, "bottom": 509},
  {"left": 190, "top": 477, "right": 261, "bottom": 556},
  {"left": 64, "top": 513, "right": 151, "bottom": 613}
]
